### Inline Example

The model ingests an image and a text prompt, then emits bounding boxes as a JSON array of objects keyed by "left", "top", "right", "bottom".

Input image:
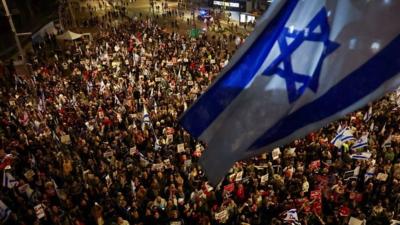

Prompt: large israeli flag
[{"left": 180, "top": 0, "right": 400, "bottom": 184}]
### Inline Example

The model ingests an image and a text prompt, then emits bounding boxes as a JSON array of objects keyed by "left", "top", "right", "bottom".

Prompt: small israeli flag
[
  {"left": 331, "top": 126, "right": 347, "bottom": 147},
  {"left": 363, "top": 106, "right": 373, "bottom": 122},
  {"left": 180, "top": 0, "right": 400, "bottom": 184},
  {"left": 142, "top": 106, "right": 151, "bottom": 130},
  {"left": 382, "top": 135, "right": 392, "bottom": 148},
  {"left": 331, "top": 127, "right": 355, "bottom": 148},
  {"left": 351, "top": 133, "right": 369, "bottom": 150},
  {"left": 351, "top": 152, "right": 371, "bottom": 160}
]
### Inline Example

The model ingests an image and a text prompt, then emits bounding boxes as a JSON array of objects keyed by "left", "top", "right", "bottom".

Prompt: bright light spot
[
  {"left": 384, "top": 0, "right": 391, "bottom": 5},
  {"left": 371, "top": 41, "right": 380, "bottom": 52}
]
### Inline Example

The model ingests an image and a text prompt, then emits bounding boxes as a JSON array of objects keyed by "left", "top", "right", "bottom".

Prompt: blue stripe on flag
[
  {"left": 351, "top": 155, "right": 369, "bottom": 160},
  {"left": 352, "top": 143, "right": 367, "bottom": 149},
  {"left": 180, "top": 0, "right": 299, "bottom": 138},
  {"left": 249, "top": 34, "right": 400, "bottom": 151},
  {"left": 331, "top": 128, "right": 347, "bottom": 144},
  {"left": 341, "top": 136, "right": 355, "bottom": 142}
]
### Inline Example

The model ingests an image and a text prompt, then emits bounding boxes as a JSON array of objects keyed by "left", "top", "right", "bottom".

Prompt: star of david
[{"left": 262, "top": 7, "right": 340, "bottom": 103}]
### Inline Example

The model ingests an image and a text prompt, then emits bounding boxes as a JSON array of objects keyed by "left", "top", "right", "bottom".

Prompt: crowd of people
[{"left": 1, "top": 2, "right": 400, "bottom": 225}]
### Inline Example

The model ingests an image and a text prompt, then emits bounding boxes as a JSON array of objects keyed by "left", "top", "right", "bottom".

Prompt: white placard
[
  {"left": 376, "top": 173, "right": 388, "bottom": 181},
  {"left": 260, "top": 174, "right": 269, "bottom": 184},
  {"left": 235, "top": 171, "right": 243, "bottom": 182},
  {"left": 348, "top": 217, "right": 363, "bottom": 225},
  {"left": 177, "top": 143, "right": 185, "bottom": 153},
  {"left": 34, "top": 204, "right": 46, "bottom": 219},
  {"left": 272, "top": 148, "right": 281, "bottom": 160},
  {"left": 152, "top": 163, "right": 164, "bottom": 171},
  {"left": 215, "top": 209, "right": 228, "bottom": 221}
]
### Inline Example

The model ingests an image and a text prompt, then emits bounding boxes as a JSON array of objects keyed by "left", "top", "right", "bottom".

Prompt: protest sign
[
  {"left": 215, "top": 209, "right": 228, "bottom": 221},
  {"left": 166, "top": 134, "right": 173, "bottom": 144},
  {"left": 177, "top": 143, "right": 185, "bottom": 153},
  {"left": 34, "top": 204, "right": 46, "bottom": 219},
  {"left": 260, "top": 174, "right": 268, "bottom": 184},
  {"left": 348, "top": 217, "right": 363, "bottom": 225},
  {"left": 272, "top": 148, "right": 281, "bottom": 160},
  {"left": 184, "top": 159, "right": 192, "bottom": 168}
]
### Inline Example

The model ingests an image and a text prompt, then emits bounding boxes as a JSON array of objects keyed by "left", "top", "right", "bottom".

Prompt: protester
[{"left": 1, "top": 3, "right": 400, "bottom": 225}]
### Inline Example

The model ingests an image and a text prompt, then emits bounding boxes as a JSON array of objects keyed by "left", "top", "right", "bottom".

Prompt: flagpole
[{"left": 67, "top": 0, "right": 77, "bottom": 27}]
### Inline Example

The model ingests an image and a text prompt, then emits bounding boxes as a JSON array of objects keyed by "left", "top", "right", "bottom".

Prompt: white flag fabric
[
  {"left": 363, "top": 106, "right": 372, "bottom": 122},
  {"left": 331, "top": 126, "right": 354, "bottom": 148},
  {"left": 180, "top": 0, "right": 400, "bottom": 184},
  {"left": 2, "top": 172, "right": 18, "bottom": 189},
  {"left": 380, "top": 122, "right": 387, "bottom": 135},
  {"left": 382, "top": 135, "right": 392, "bottom": 148},
  {"left": 351, "top": 133, "right": 368, "bottom": 150},
  {"left": 341, "top": 129, "right": 356, "bottom": 143}
]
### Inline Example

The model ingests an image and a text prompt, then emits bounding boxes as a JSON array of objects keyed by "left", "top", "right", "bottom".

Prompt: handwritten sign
[
  {"left": 166, "top": 134, "right": 173, "bottom": 144},
  {"left": 260, "top": 174, "right": 268, "bottom": 184}
]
